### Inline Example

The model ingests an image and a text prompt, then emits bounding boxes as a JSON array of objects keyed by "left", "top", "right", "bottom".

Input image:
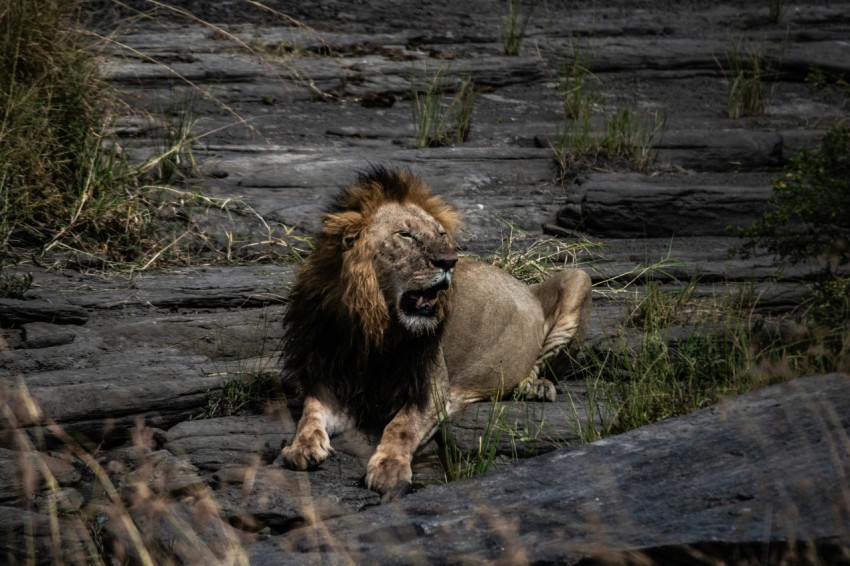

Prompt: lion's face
[
  {"left": 364, "top": 202, "right": 457, "bottom": 335},
  {"left": 305, "top": 168, "right": 461, "bottom": 345}
]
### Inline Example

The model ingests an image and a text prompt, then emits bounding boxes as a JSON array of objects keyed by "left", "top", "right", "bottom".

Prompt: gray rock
[
  {"left": 0, "top": 507, "right": 95, "bottom": 565},
  {"left": 0, "top": 298, "right": 89, "bottom": 327},
  {"left": 106, "top": 446, "right": 206, "bottom": 497},
  {"left": 0, "top": 448, "right": 80, "bottom": 502},
  {"left": 212, "top": 461, "right": 380, "bottom": 532},
  {"left": 1, "top": 350, "right": 224, "bottom": 448},
  {"left": 558, "top": 173, "right": 773, "bottom": 238},
  {"left": 166, "top": 415, "right": 383, "bottom": 530},
  {"left": 94, "top": 495, "right": 249, "bottom": 566},
  {"left": 249, "top": 373, "right": 850, "bottom": 564},
  {"left": 165, "top": 415, "right": 294, "bottom": 473},
  {"left": 1, "top": 324, "right": 107, "bottom": 374},
  {"left": 655, "top": 129, "right": 784, "bottom": 172},
  {"left": 97, "top": 307, "right": 287, "bottom": 359},
  {"left": 21, "top": 322, "right": 77, "bottom": 349},
  {"left": 18, "top": 265, "right": 293, "bottom": 311}
]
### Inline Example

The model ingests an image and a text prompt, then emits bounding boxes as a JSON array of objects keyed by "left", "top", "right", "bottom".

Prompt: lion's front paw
[
  {"left": 365, "top": 449, "right": 413, "bottom": 496},
  {"left": 516, "top": 376, "right": 557, "bottom": 402},
  {"left": 281, "top": 426, "right": 333, "bottom": 470}
]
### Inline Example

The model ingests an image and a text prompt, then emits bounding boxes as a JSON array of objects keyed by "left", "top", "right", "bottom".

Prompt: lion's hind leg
[{"left": 520, "top": 268, "right": 592, "bottom": 401}]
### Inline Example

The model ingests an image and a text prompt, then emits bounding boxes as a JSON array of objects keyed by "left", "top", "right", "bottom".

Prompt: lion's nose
[{"left": 431, "top": 253, "right": 458, "bottom": 271}]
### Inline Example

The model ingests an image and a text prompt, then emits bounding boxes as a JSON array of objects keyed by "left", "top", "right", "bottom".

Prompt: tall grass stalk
[
  {"left": 412, "top": 70, "right": 475, "bottom": 148},
  {"left": 438, "top": 400, "right": 507, "bottom": 482},
  {"left": 721, "top": 38, "right": 770, "bottom": 119},
  {"left": 551, "top": 47, "right": 599, "bottom": 177},
  {"left": 500, "top": 0, "right": 536, "bottom": 56},
  {"left": 139, "top": 95, "right": 199, "bottom": 185}
]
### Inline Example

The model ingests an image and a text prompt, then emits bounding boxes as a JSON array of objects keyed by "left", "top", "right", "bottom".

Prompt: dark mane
[
  {"left": 281, "top": 166, "right": 456, "bottom": 427},
  {"left": 282, "top": 306, "right": 443, "bottom": 427}
]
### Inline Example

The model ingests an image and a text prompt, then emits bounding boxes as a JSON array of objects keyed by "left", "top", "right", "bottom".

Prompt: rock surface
[
  {"left": 1, "top": 0, "right": 849, "bottom": 563},
  {"left": 251, "top": 374, "right": 850, "bottom": 565}
]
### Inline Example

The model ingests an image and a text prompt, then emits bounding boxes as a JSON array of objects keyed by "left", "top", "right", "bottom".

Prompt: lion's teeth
[{"left": 416, "top": 295, "right": 425, "bottom": 307}]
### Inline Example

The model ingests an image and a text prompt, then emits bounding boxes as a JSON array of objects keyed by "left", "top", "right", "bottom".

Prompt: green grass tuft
[
  {"left": 500, "top": 0, "right": 536, "bottom": 56},
  {"left": 412, "top": 69, "right": 475, "bottom": 148},
  {"left": 720, "top": 38, "right": 773, "bottom": 119}
]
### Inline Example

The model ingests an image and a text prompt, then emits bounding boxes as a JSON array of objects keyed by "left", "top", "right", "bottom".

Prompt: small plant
[
  {"left": 412, "top": 70, "right": 475, "bottom": 148},
  {"left": 553, "top": 103, "right": 666, "bottom": 179},
  {"left": 734, "top": 126, "right": 850, "bottom": 325},
  {"left": 602, "top": 106, "right": 667, "bottom": 173},
  {"left": 199, "top": 371, "right": 284, "bottom": 418},
  {"left": 0, "top": 259, "right": 33, "bottom": 299},
  {"left": 736, "top": 127, "right": 850, "bottom": 270},
  {"left": 805, "top": 66, "right": 830, "bottom": 92},
  {"left": 137, "top": 96, "right": 199, "bottom": 185},
  {"left": 720, "top": 38, "right": 771, "bottom": 119},
  {"left": 437, "top": 401, "right": 507, "bottom": 482},
  {"left": 500, "top": 0, "right": 536, "bottom": 56},
  {"left": 805, "top": 66, "right": 850, "bottom": 105}
]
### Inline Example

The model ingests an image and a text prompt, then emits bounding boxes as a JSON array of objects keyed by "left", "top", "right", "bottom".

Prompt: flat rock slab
[
  {"left": 558, "top": 173, "right": 774, "bottom": 237},
  {"left": 19, "top": 265, "right": 294, "bottom": 311},
  {"left": 1, "top": 349, "right": 221, "bottom": 447},
  {"left": 0, "top": 298, "right": 89, "bottom": 327},
  {"left": 251, "top": 373, "right": 850, "bottom": 564}
]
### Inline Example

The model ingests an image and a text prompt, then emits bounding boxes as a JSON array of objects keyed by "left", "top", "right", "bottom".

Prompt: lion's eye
[{"left": 397, "top": 231, "right": 414, "bottom": 240}]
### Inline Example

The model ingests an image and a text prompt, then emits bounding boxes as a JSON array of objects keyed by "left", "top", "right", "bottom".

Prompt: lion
[{"left": 280, "top": 166, "right": 591, "bottom": 498}]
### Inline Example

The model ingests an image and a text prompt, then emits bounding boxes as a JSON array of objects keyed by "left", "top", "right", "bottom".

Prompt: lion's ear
[
  {"left": 323, "top": 211, "right": 365, "bottom": 248},
  {"left": 428, "top": 198, "right": 461, "bottom": 239}
]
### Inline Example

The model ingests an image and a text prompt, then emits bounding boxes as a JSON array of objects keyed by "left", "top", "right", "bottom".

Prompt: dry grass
[{"left": 0, "top": 0, "right": 313, "bottom": 272}]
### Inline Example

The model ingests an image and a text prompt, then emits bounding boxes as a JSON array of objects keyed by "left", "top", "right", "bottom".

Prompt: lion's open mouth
[{"left": 400, "top": 279, "right": 449, "bottom": 318}]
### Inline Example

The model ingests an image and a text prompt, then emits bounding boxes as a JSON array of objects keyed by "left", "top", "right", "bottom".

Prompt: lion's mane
[{"left": 281, "top": 167, "right": 460, "bottom": 427}]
